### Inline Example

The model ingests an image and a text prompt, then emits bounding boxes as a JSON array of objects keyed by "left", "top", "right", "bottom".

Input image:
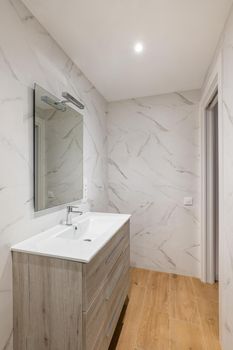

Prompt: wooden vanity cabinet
[
  {"left": 82, "top": 221, "right": 130, "bottom": 350},
  {"left": 12, "top": 220, "right": 130, "bottom": 350}
]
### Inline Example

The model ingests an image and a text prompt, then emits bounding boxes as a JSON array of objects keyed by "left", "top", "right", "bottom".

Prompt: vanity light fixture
[
  {"left": 134, "top": 42, "right": 144, "bottom": 54},
  {"left": 62, "top": 92, "right": 85, "bottom": 110},
  {"left": 41, "top": 92, "right": 85, "bottom": 111}
]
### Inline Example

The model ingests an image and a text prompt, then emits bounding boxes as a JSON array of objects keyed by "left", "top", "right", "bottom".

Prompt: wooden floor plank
[
  {"left": 170, "top": 319, "right": 205, "bottom": 350},
  {"left": 169, "top": 274, "right": 200, "bottom": 324},
  {"left": 113, "top": 268, "right": 221, "bottom": 350},
  {"left": 170, "top": 274, "right": 195, "bottom": 297},
  {"left": 130, "top": 268, "right": 150, "bottom": 288},
  {"left": 191, "top": 277, "right": 218, "bottom": 302},
  {"left": 198, "top": 299, "right": 221, "bottom": 350},
  {"left": 116, "top": 283, "right": 146, "bottom": 350},
  {"left": 147, "top": 271, "right": 169, "bottom": 313},
  {"left": 137, "top": 311, "right": 170, "bottom": 350}
]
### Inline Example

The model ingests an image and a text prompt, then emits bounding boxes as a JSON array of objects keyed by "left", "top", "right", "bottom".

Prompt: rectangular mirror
[{"left": 34, "top": 84, "right": 83, "bottom": 211}]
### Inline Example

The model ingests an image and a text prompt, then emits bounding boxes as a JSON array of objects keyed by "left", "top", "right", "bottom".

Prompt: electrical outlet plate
[{"left": 184, "top": 197, "right": 193, "bottom": 206}]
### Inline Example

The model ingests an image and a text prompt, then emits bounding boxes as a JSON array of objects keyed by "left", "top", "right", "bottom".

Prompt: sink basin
[
  {"left": 57, "top": 226, "right": 83, "bottom": 241},
  {"left": 58, "top": 216, "right": 116, "bottom": 242}
]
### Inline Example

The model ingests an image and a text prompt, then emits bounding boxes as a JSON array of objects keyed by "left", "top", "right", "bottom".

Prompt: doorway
[{"left": 200, "top": 61, "right": 222, "bottom": 345}]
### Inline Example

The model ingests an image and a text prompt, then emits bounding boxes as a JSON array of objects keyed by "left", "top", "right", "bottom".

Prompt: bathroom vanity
[{"left": 11, "top": 213, "right": 130, "bottom": 350}]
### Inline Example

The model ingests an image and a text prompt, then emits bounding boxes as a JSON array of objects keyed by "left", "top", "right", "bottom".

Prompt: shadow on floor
[{"left": 108, "top": 298, "right": 129, "bottom": 350}]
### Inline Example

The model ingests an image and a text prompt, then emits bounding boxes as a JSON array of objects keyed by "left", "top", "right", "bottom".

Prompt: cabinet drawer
[
  {"left": 97, "top": 272, "right": 129, "bottom": 350},
  {"left": 83, "top": 288, "right": 107, "bottom": 350},
  {"left": 105, "top": 244, "right": 130, "bottom": 302},
  {"left": 82, "top": 221, "right": 130, "bottom": 311},
  {"left": 106, "top": 270, "right": 129, "bottom": 345},
  {"left": 83, "top": 242, "right": 130, "bottom": 350}
]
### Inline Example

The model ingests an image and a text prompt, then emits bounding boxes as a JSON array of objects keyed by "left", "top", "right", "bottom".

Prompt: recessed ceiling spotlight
[{"left": 134, "top": 42, "right": 144, "bottom": 54}]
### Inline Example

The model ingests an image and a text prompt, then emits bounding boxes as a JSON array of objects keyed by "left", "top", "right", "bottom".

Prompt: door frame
[{"left": 200, "top": 54, "right": 223, "bottom": 284}]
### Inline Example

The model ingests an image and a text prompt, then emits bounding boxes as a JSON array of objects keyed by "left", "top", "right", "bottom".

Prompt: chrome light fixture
[
  {"left": 62, "top": 92, "right": 84, "bottom": 110},
  {"left": 41, "top": 92, "right": 84, "bottom": 112}
]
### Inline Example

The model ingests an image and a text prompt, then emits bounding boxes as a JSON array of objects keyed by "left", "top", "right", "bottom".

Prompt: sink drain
[{"left": 83, "top": 238, "right": 92, "bottom": 242}]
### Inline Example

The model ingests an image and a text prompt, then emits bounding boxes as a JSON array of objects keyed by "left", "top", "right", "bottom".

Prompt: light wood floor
[{"left": 113, "top": 268, "right": 220, "bottom": 350}]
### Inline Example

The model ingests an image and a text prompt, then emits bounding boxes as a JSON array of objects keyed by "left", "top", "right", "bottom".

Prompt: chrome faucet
[{"left": 65, "top": 205, "right": 83, "bottom": 226}]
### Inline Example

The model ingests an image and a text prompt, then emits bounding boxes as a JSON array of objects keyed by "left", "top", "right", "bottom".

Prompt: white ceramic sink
[
  {"left": 58, "top": 215, "right": 117, "bottom": 242},
  {"left": 11, "top": 212, "right": 130, "bottom": 263}
]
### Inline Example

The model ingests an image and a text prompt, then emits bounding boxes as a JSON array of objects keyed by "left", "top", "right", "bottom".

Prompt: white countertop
[{"left": 11, "top": 212, "right": 130, "bottom": 263}]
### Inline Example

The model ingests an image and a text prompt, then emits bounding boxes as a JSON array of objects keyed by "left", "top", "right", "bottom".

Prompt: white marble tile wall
[
  {"left": 0, "top": 0, "right": 108, "bottom": 348},
  {"left": 108, "top": 91, "right": 201, "bottom": 277}
]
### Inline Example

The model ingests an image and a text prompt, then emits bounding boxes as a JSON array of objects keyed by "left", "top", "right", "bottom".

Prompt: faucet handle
[{"left": 67, "top": 205, "right": 83, "bottom": 215}]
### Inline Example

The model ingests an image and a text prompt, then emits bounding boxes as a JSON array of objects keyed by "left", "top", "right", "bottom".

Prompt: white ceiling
[{"left": 23, "top": 0, "right": 232, "bottom": 101}]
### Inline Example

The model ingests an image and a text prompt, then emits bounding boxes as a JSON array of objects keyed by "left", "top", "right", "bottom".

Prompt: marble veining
[
  {"left": 0, "top": 0, "right": 108, "bottom": 348},
  {"left": 107, "top": 90, "right": 201, "bottom": 277}
]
